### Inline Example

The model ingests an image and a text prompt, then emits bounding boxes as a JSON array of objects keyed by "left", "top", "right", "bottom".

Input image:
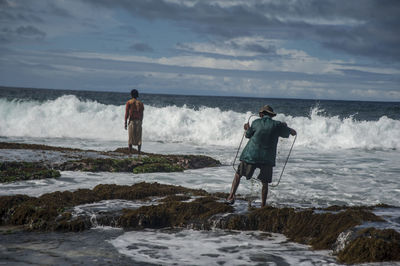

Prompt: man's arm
[
  {"left": 140, "top": 102, "right": 144, "bottom": 121},
  {"left": 124, "top": 102, "right": 129, "bottom": 130},
  {"left": 281, "top": 122, "right": 296, "bottom": 137},
  {"left": 244, "top": 122, "right": 255, "bottom": 138}
]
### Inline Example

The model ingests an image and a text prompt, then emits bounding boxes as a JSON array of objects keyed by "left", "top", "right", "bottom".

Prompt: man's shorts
[
  {"left": 128, "top": 120, "right": 142, "bottom": 146},
  {"left": 236, "top": 161, "right": 273, "bottom": 184}
]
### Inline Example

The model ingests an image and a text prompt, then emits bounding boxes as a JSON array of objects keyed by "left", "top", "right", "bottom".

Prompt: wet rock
[
  {"left": 0, "top": 182, "right": 207, "bottom": 231},
  {"left": 56, "top": 155, "right": 218, "bottom": 174},
  {"left": 119, "top": 196, "right": 233, "bottom": 229},
  {"left": 0, "top": 142, "right": 84, "bottom": 152},
  {"left": 159, "top": 195, "right": 192, "bottom": 203},
  {"left": 0, "top": 182, "right": 398, "bottom": 264},
  {"left": 56, "top": 158, "right": 140, "bottom": 172},
  {"left": 0, "top": 162, "right": 60, "bottom": 183},
  {"left": 338, "top": 227, "right": 400, "bottom": 264},
  {"left": 332, "top": 228, "right": 357, "bottom": 255},
  {"left": 218, "top": 206, "right": 384, "bottom": 250},
  {"left": 1, "top": 142, "right": 221, "bottom": 174}
]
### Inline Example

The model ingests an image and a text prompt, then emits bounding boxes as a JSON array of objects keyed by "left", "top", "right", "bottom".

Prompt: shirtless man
[{"left": 124, "top": 89, "right": 144, "bottom": 154}]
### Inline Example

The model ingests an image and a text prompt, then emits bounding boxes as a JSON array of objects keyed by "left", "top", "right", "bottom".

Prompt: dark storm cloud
[
  {"left": 83, "top": 0, "right": 400, "bottom": 62},
  {"left": 130, "top": 42, "right": 154, "bottom": 52}
]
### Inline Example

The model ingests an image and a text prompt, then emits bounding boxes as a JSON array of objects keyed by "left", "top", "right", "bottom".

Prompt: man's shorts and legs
[
  {"left": 227, "top": 161, "right": 273, "bottom": 207},
  {"left": 128, "top": 120, "right": 142, "bottom": 154}
]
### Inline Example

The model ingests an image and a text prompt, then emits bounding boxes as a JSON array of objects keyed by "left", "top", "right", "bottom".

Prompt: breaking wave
[{"left": 0, "top": 95, "right": 399, "bottom": 150}]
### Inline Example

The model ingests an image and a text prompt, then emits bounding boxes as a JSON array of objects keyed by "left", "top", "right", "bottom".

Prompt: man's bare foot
[{"left": 225, "top": 196, "right": 235, "bottom": 205}]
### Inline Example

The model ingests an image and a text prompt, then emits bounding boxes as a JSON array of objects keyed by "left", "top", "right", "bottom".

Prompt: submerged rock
[{"left": 0, "top": 161, "right": 61, "bottom": 183}]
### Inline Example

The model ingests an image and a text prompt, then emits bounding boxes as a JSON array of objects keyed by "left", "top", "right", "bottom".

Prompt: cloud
[
  {"left": 130, "top": 42, "right": 154, "bottom": 52},
  {"left": 0, "top": 0, "right": 398, "bottom": 101},
  {"left": 1, "top": 47, "right": 399, "bottom": 101},
  {"left": 16, "top": 25, "right": 45, "bottom": 37},
  {"left": 175, "top": 37, "right": 279, "bottom": 59},
  {"left": 82, "top": 0, "right": 400, "bottom": 62},
  {"left": 0, "top": 25, "right": 46, "bottom": 43}
]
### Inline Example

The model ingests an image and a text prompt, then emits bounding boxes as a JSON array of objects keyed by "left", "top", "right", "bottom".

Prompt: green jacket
[{"left": 239, "top": 116, "right": 291, "bottom": 166}]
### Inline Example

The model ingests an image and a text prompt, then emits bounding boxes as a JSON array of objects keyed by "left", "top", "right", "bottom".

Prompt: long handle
[{"left": 270, "top": 134, "right": 297, "bottom": 187}]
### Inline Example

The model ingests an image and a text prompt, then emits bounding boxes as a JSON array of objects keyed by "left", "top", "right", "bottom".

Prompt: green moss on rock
[
  {"left": 0, "top": 162, "right": 60, "bottom": 183},
  {"left": 57, "top": 154, "right": 217, "bottom": 174},
  {"left": 133, "top": 163, "right": 184, "bottom": 174}
]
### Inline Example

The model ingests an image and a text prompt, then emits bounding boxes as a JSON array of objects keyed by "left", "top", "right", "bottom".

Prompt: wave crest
[{"left": 0, "top": 95, "right": 399, "bottom": 150}]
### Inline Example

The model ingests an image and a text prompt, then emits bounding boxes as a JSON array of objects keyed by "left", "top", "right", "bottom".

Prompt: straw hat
[{"left": 259, "top": 105, "right": 276, "bottom": 117}]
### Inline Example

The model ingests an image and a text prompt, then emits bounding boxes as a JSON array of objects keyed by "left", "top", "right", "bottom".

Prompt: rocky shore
[
  {"left": 0, "top": 142, "right": 221, "bottom": 182},
  {"left": 0, "top": 182, "right": 399, "bottom": 264},
  {"left": 0, "top": 161, "right": 60, "bottom": 183},
  {"left": 1, "top": 142, "right": 399, "bottom": 264}
]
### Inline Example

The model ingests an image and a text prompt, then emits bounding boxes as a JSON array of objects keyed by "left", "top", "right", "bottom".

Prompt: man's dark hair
[{"left": 131, "top": 89, "right": 139, "bottom": 99}]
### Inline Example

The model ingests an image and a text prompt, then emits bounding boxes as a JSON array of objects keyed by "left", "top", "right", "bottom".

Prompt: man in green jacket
[{"left": 226, "top": 105, "right": 297, "bottom": 207}]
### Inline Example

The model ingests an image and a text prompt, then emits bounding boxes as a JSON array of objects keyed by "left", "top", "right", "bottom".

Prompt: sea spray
[{"left": 1, "top": 95, "right": 399, "bottom": 150}]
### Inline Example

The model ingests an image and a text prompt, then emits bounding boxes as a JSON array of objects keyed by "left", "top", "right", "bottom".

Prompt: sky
[{"left": 0, "top": 0, "right": 399, "bottom": 101}]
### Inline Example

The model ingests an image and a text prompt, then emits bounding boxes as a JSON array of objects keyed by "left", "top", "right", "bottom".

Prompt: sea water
[{"left": 1, "top": 86, "right": 400, "bottom": 265}]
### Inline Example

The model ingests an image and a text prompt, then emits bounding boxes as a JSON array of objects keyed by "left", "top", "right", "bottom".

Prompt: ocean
[{"left": 1, "top": 86, "right": 400, "bottom": 265}]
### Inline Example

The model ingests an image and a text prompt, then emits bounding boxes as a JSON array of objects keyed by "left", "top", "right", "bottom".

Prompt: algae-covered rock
[
  {"left": 221, "top": 206, "right": 384, "bottom": 251},
  {"left": 0, "top": 182, "right": 208, "bottom": 230},
  {"left": 119, "top": 196, "right": 233, "bottom": 229},
  {"left": 0, "top": 181, "right": 399, "bottom": 264},
  {"left": 133, "top": 163, "right": 184, "bottom": 173},
  {"left": 0, "top": 142, "right": 84, "bottom": 152},
  {"left": 1, "top": 142, "right": 221, "bottom": 174},
  {"left": 0, "top": 162, "right": 60, "bottom": 183},
  {"left": 338, "top": 227, "right": 400, "bottom": 264},
  {"left": 57, "top": 154, "right": 217, "bottom": 174},
  {"left": 57, "top": 158, "right": 140, "bottom": 172},
  {"left": 159, "top": 195, "right": 192, "bottom": 203}
]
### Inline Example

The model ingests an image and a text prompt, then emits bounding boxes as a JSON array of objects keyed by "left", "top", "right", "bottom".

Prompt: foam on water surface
[{"left": 109, "top": 228, "right": 338, "bottom": 266}]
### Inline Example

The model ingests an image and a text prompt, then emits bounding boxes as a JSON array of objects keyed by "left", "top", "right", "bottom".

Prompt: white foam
[
  {"left": 1, "top": 95, "right": 399, "bottom": 150},
  {"left": 109, "top": 229, "right": 337, "bottom": 265}
]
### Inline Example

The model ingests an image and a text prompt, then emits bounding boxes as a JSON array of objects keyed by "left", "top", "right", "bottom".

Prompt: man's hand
[
  {"left": 290, "top": 128, "right": 297, "bottom": 136},
  {"left": 124, "top": 122, "right": 127, "bottom": 130},
  {"left": 244, "top": 122, "right": 250, "bottom": 130}
]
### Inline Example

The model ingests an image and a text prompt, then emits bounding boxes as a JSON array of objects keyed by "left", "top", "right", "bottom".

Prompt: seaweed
[
  {"left": 338, "top": 228, "right": 400, "bottom": 263},
  {"left": 0, "top": 181, "right": 398, "bottom": 264},
  {"left": 0, "top": 162, "right": 60, "bottom": 183}
]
